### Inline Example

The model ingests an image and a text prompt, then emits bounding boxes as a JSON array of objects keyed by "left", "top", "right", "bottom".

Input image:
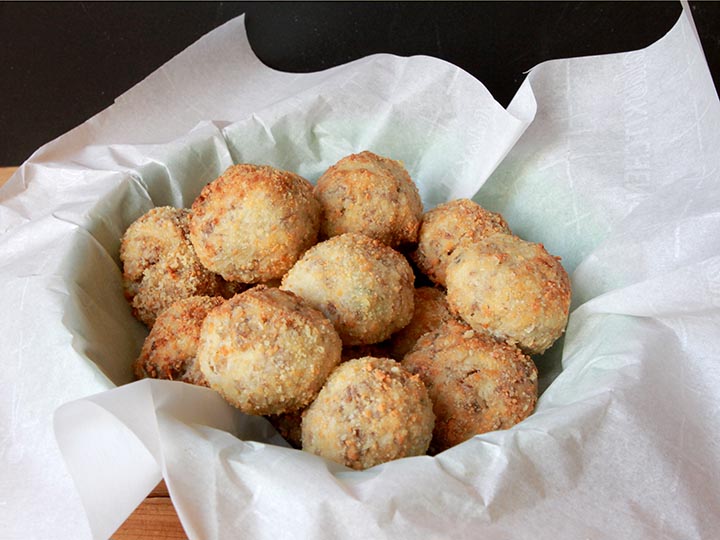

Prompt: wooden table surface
[
  {"left": 0, "top": 167, "right": 16, "bottom": 186},
  {"left": 1, "top": 166, "right": 188, "bottom": 539}
]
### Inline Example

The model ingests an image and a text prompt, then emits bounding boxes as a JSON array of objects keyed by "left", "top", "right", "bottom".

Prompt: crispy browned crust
[
  {"left": 197, "top": 286, "right": 342, "bottom": 415},
  {"left": 314, "top": 151, "right": 423, "bottom": 247},
  {"left": 280, "top": 233, "right": 415, "bottom": 346},
  {"left": 120, "top": 206, "right": 224, "bottom": 328},
  {"left": 402, "top": 319, "right": 537, "bottom": 454},
  {"left": 446, "top": 232, "right": 571, "bottom": 355},
  {"left": 412, "top": 199, "right": 511, "bottom": 286},
  {"left": 302, "top": 357, "right": 435, "bottom": 470},
  {"left": 133, "top": 295, "right": 225, "bottom": 385},
  {"left": 389, "top": 286, "right": 454, "bottom": 360},
  {"left": 189, "top": 164, "right": 321, "bottom": 283}
]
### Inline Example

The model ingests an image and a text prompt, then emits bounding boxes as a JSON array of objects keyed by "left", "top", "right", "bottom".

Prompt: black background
[{"left": 1, "top": 1, "right": 718, "bottom": 165}]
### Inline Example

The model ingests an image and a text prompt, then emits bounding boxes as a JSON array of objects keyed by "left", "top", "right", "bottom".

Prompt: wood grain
[
  {"left": 112, "top": 481, "right": 187, "bottom": 540},
  {"left": 0, "top": 166, "right": 16, "bottom": 187},
  {"left": 1, "top": 165, "right": 187, "bottom": 539}
]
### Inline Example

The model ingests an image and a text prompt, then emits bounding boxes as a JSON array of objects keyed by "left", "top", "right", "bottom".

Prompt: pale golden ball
[
  {"left": 197, "top": 286, "right": 342, "bottom": 415},
  {"left": 189, "top": 164, "right": 320, "bottom": 283},
  {"left": 302, "top": 357, "right": 435, "bottom": 470},
  {"left": 281, "top": 233, "right": 415, "bottom": 346},
  {"left": 314, "top": 151, "right": 423, "bottom": 247},
  {"left": 402, "top": 319, "right": 537, "bottom": 454},
  {"left": 446, "top": 233, "right": 571, "bottom": 355}
]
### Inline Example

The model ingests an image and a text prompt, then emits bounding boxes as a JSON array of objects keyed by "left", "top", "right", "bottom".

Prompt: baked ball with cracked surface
[
  {"left": 197, "top": 286, "right": 341, "bottom": 415},
  {"left": 314, "top": 151, "right": 423, "bottom": 247},
  {"left": 133, "top": 295, "right": 225, "bottom": 386},
  {"left": 302, "top": 357, "right": 435, "bottom": 470},
  {"left": 412, "top": 199, "right": 511, "bottom": 286},
  {"left": 446, "top": 233, "right": 571, "bottom": 355},
  {"left": 120, "top": 206, "right": 223, "bottom": 327},
  {"left": 281, "top": 233, "right": 415, "bottom": 346},
  {"left": 389, "top": 286, "right": 454, "bottom": 360},
  {"left": 402, "top": 319, "right": 537, "bottom": 454},
  {"left": 189, "top": 164, "right": 321, "bottom": 283}
]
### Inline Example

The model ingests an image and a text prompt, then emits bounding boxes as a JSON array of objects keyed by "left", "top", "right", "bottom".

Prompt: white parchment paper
[{"left": 2, "top": 4, "right": 719, "bottom": 539}]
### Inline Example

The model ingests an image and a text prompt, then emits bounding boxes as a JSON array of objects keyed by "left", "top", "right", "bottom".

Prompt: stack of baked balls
[{"left": 121, "top": 150, "right": 570, "bottom": 469}]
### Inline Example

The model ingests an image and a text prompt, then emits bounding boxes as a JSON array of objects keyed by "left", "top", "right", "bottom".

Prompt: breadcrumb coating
[
  {"left": 446, "top": 233, "right": 571, "bottom": 355},
  {"left": 389, "top": 286, "right": 454, "bottom": 360},
  {"left": 189, "top": 164, "right": 321, "bottom": 283},
  {"left": 133, "top": 295, "right": 225, "bottom": 386},
  {"left": 281, "top": 233, "right": 415, "bottom": 346},
  {"left": 402, "top": 320, "right": 537, "bottom": 454},
  {"left": 302, "top": 357, "right": 435, "bottom": 470},
  {"left": 413, "top": 199, "right": 511, "bottom": 286},
  {"left": 120, "top": 206, "right": 223, "bottom": 327},
  {"left": 197, "top": 286, "right": 342, "bottom": 415},
  {"left": 314, "top": 151, "right": 423, "bottom": 247}
]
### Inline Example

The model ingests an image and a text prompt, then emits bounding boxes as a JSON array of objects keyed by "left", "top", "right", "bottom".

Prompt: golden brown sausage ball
[
  {"left": 314, "top": 151, "right": 423, "bottom": 247},
  {"left": 197, "top": 286, "right": 341, "bottom": 415},
  {"left": 189, "top": 164, "right": 321, "bottom": 283},
  {"left": 133, "top": 295, "right": 225, "bottom": 386},
  {"left": 446, "top": 233, "right": 571, "bottom": 355},
  {"left": 302, "top": 357, "right": 435, "bottom": 470},
  {"left": 402, "top": 320, "right": 537, "bottom": 454},
  {"left": 412, "top": 199, "right": 511, "bottom": 286},
  {"left": 281, "top": 233, "right": 415, "bottom": 346},
  {"left": 120, "top": 206, "right": 223, "bottom": 327},
  {"left": 389, "top": 286, "right": 454, "bottom": 360}
]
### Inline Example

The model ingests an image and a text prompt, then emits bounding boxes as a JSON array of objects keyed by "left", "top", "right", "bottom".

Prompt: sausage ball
[
  {"left": 402, "top": 320, "right": 537, "bottom": 454},
  {"left": 281, "top": 233, "right": 415, "bottom": 346},
  {"left": 412, "top": 199, "right": 511, "bottom": 286},
  {"left": 120, "top": 206, "right": 223, "bottom": 327},
  {"left": 446, "top": 233, "right": 571, "bottom": 355},
  {"left": 197, "top": 286, "right": 341, "bottom": 415},
  {"left": 314, "top": 151, "right": 423, "bottom": 247},
  {"left": 302, "top": 357, "right": 435, "bottom": 470},
  {"left": 389, "top": 286, "right": 454, "bottom": 360},
  {"left": 133, "top": 295, "right": 225, "bottom": 386},
  {"left": 189, "top": 164, "right": 321, "bottom": 283}
]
